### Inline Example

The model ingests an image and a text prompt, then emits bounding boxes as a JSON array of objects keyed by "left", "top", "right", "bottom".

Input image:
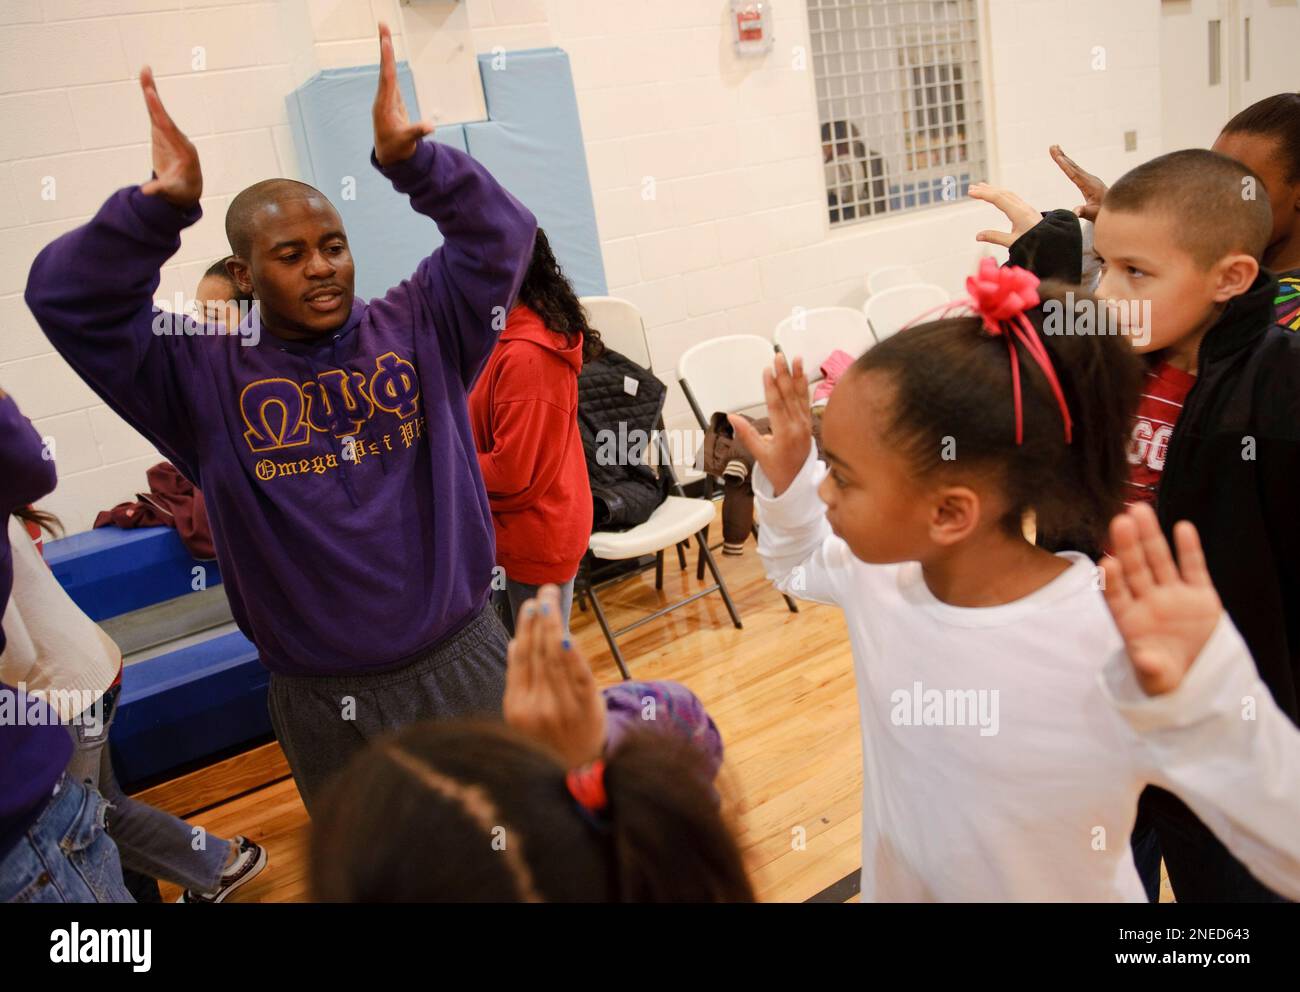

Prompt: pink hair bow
[{"left": 901, "top": 258, "right": 1073, "bottom": 445}]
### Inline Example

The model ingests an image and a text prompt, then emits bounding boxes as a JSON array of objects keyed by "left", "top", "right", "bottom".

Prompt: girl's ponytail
[{"left": 600, "top": 731, "right": 755, "bottom": 903}]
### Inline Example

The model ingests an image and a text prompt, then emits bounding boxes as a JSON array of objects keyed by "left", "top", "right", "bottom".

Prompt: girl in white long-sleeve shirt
[{"left": 735, "top": 268, "right": 1300, "bottom": 901}]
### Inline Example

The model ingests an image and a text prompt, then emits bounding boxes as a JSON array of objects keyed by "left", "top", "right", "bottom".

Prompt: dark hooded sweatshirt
[{"left": 1011, "top": 212, "right": 1300, "bottom": 725}]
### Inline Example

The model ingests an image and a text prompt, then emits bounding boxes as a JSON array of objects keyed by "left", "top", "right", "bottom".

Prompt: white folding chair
[
  {"left": 862, "top": 283, "right": 950, "bottom": 342},
  {"left": 866, "top": 265, "right": 923, "bottom": 296},
  {"left": 579, "top": 295, "right": 651, "bottom": 368},
  {"left": 677, "top": 334, "right": 799, "bottom": 614},
  {"left": 576, "top": 295, "right": 742, "bottom": 677},
  {"left": 772, "top": 306, "right": 874, "bottom": 378}
]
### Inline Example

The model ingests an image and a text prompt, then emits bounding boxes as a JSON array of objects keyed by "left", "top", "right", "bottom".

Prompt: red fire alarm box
[{"left": 731, "top": 0, "right": 775, "bottom": 56}]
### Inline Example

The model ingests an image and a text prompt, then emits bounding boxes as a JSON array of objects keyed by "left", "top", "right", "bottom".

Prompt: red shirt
[
  {"left": 468, "top": 305, "right": 593, "bottom": 585},
  {"left": 1124, "top": 360, "right": 1196, "bottom": 508}
]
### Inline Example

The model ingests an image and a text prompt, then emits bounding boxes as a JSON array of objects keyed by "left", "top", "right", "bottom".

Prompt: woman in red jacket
[{"left": 470, "top": 230, "right": 601, "bottom": 636}]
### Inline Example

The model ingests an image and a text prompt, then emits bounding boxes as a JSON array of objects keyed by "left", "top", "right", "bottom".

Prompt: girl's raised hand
[
  {"left": 372, "top": 22, "right": 434, "bottom": 166},
  {"left": 1100, "top": 503, "right": 1223, "bottom": 696},
  {"left": 1049, "top": 145, "right": 1108, "bottom": 222},
  {"left": 503, "top": 585, "right": 607, "bottom": 767},
  {"left": 138, "top": 67, "right": 202, "bottom": 208},
  {"left": 730, "top": 353, "right": 812, "bottom": 498},
  {"left": 969, "top": 182, "right": 1042, "bottom": 248}
]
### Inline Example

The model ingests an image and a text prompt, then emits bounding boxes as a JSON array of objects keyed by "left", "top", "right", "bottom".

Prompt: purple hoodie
[
  {"left": 0, "top": 394, "right": 67, "bottom": 859},
  {"left": 24, "top": 141, "right": 537, "bottom": 676},
  {"left": 0, "top": 390, "right": 58, "bottom": 656}
]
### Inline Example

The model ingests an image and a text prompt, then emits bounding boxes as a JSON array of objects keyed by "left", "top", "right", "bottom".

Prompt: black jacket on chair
[
  {"left": 1012, "top": 215, "right": 1300, "bottom": 725},
  {"left": 577, "top": 348, "right": 669, "bottom": 531}
]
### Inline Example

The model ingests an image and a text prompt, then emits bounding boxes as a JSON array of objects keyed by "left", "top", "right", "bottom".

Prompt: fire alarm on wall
[{"left": 730, "top": 0, "right": 775, "bottom": 56}]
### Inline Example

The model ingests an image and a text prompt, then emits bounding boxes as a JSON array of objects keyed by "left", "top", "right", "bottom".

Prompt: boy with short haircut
[
  {"left": 23, "top": 26, "right": 538, "bottom": 815},
  {"left": 977, "top": 148, "right": 1300, "bottom": 902}
]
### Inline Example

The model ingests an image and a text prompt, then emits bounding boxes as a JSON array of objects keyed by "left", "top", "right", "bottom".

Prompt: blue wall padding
[
  {"left": 286, "top": 49, "right": 607, "bottom": 302},
  {"left": 110, "top": 632, "right": 269, "bottom": 788},
  {"left": 45, "top": 527, "right": 222, "bottom": 622},
  {"left": 286, "top": 63, "right": 466, "bottom": 301},
  {"left": 465, "top": 49, "right": 607, "bottom": 297}
]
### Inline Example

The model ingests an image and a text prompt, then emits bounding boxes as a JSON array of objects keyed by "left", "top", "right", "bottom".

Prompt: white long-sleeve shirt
[
  {"left": 755, "top": 448, "right": 1300, "bottom": 901},
  {"left": 1, "top": 515, "right": 120, "bottom": 721}
]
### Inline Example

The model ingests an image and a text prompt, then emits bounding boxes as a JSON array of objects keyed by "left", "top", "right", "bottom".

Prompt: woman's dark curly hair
[{"left": 517, "top": 228, "right": 604, "bottom": 365}]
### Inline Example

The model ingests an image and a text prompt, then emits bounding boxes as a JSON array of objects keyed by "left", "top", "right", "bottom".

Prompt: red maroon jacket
[{"left": 469, "top": 305, "right": 592, "bottom": 585}]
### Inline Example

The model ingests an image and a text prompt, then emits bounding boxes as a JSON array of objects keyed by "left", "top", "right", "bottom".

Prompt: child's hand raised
[
  {"left": 138, "top": 67, "right": 202, "bottom": 209},
  {"left": 1100, "top": 503, "right": 1223, "bottom": 696},
  {"left": 730, "top": 354, "right": 812, "bottom": 498},
  {"left": 372, "top": 23, "right": 434, "bottom": 166},
  {"left": 503, "top": 585, "right": 607, "bottom": 768},
  {"left": 1049, "top": 145, "right": 1107, "bottom": 223},
  {"left": 969, "top": 183, "right": 1043, "bottom": 248}
]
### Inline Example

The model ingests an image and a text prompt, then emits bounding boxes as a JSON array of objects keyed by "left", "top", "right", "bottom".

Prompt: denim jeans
[
  {"left": 65, "top": 682, "right": 229, "bottom": 894},
  {"left": 0, "top": 773, "right": 134, "bottom": 903},
  {"left": 493, "top": 576, "right": 575, "bottom": 638}
]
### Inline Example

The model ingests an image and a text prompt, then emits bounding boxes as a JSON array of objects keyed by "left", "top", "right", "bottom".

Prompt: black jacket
[
  {"left": 577, "top": 348, "right": 668, "bottom": 530},
  {"left": 1013, "top": 215, "right": 1300, "bottom": 723}
]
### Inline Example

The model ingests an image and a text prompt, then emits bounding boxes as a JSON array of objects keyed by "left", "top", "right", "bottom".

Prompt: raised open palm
[
  {"left": 372, "top": 22, "right": 434, "bottom": 167},
  {"left": 138, "top": 66, "right": 202, "bottom": 208},
  {"left": 730, "top": 354, "right": 813, "bottom": 499},
  {"left": 1100, "top": 503, "right": 1223, "bottom": 696},
  {"left": 503, "top": 585, "right": 607, "bottom": 768}
]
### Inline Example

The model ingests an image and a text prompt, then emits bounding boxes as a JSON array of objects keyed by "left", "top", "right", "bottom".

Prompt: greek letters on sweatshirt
[{"left": 24, "top": 141, "right": 537, "bottom": 676}]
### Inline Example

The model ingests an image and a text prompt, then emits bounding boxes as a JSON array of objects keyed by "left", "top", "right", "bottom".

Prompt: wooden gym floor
[{"left": 133, "top": 500, "right": 866, "bottom": 903}]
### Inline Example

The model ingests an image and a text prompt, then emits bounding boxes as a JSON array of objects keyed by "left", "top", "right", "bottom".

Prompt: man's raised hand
[
  {"left": 730, "top": 354, "right": 813, "bottom": 499},
  {"left": 372, "top": 22, "right": 434, "bottom": 167},
  {"left": 1049, "top": 145, "right": 1107, "bottom": 223},
  {"left": 138, "top": 67, "right": 202, "bottom": 209}
]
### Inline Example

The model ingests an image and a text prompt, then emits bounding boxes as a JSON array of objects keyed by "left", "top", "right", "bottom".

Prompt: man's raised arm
[
  {"left": 23, "top": 67, "right": 204, "bottom": 479},
  {"left": 370, "top": 23, "right": 537, "bottom": 388}
]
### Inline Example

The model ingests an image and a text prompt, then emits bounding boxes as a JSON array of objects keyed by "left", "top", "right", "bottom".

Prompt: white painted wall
[{"left": 1, "top": 0, "right": 1269, "bottom": 532}]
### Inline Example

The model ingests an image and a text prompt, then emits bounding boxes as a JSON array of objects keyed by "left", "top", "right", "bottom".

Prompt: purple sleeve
[
  {"left": 373, "top": 141, "right": 537, "bottom": 389},
  {"left": 602, "top": 680, "right": 724, "bottom": 781},
  {"left": 0, "top": 392, "right": 57, "bottom": 513},
  {"left": 23, "top": 187, "right": 204, "bottom": 480}
]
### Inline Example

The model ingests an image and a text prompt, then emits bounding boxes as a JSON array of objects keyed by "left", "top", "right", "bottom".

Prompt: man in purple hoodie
[{"left": 24, "top": 25, "right": 538, "bottom": 814}]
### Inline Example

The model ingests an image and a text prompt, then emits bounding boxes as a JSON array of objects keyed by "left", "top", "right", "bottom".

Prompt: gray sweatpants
[{"left": 266, "top": 602, "right": 509, "bottom": 816}]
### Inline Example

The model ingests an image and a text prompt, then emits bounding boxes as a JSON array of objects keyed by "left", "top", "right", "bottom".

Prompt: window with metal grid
[{"left": 808, "top": 0, "right": 987, "bottom": 227}]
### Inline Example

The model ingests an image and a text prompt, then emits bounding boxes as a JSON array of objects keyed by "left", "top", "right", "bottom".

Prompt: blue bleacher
[{"left": 44, "top": 525, "right": 268, "bottom": 790}]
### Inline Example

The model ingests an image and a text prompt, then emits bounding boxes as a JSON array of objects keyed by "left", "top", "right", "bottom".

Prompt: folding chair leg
[
  {"left": 655, "top": 549, "right": 664, "bottom": 590},
  {"left": 696, "top": 529, "right": 742, "bottom": 629},
  {"left": 697, "top": 523, "right": 708, "bottom": 580},
  {"left": 676, "top": 541, "right": 688, "bottom": 570},
  {"left": 586, "top": 582, "right": 631, "bottom": 680}
]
